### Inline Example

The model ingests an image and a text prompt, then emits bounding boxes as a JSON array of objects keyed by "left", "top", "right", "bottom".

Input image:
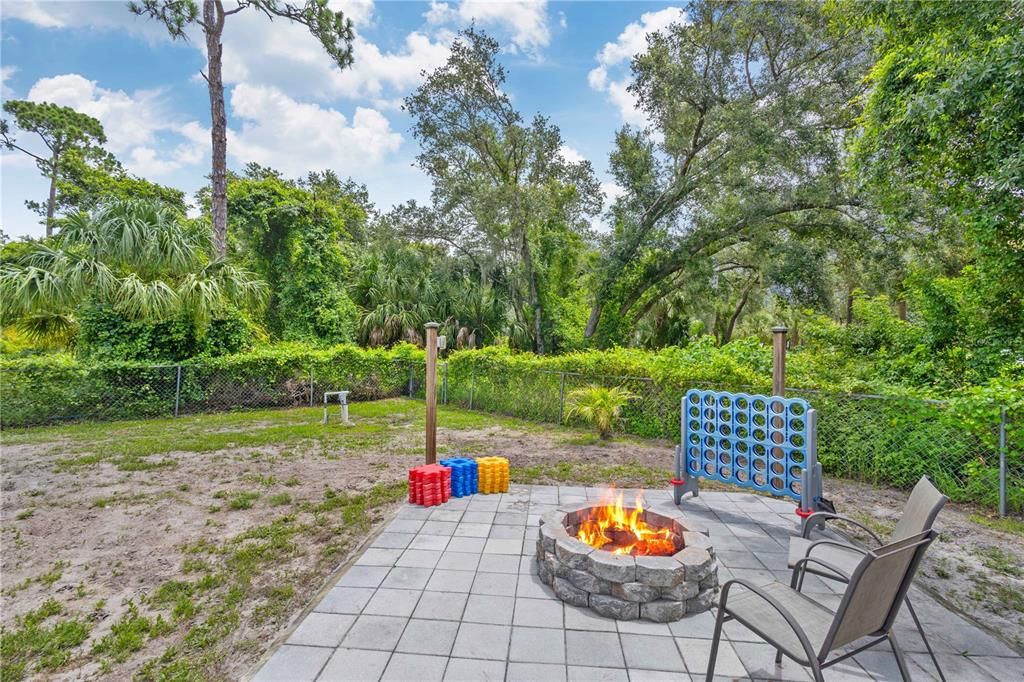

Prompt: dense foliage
[{"left": 2, "top": 3, "right": 1021, "bottom": 445}]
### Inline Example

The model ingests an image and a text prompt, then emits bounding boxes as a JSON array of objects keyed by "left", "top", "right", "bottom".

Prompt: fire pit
[{"left": 536, "top": 491, "right": 717, "bottom": 622}]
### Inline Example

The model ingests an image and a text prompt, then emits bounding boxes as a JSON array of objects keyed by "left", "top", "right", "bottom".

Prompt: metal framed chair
[
  {"left": 707, "top": 530, "right": 937, "bottom": 682},
  {"left": 789, "top": 475, "right": 948, "bottom": 680}
]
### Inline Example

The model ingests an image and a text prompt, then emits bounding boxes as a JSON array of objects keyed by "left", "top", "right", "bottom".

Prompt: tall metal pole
[
  {"left": 999, "top": 406, "right": 1007, "bottom": 518},
  {"left": 425, "top": 322, "right": 439, "bottom": 465},
  {"left": 772, "top": 326, "right": 788, "bottom": 396}
]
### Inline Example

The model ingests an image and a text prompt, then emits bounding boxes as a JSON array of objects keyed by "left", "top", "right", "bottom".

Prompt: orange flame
[{"left": 575, "top": 490, "right": 677, "bottom": 557}]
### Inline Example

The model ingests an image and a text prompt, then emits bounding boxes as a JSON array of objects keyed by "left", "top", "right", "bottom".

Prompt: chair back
[
  {"left": 891, "top": 476, "right": 948, "bottom": 541},
  {"left": 822, "top": 530, "right": 935, "bottom": 652}
]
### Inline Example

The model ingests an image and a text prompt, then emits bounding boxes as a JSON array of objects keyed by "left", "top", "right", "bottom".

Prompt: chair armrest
[
  {"left": 793, "top": 555, "right": 855, "bottom": 585},
  {"left": 800, "top": 512, "right": 884, "bottom": 545},
  {"left": 719, "top": 579, "right": 820, "bottom": 664},
  {"left": 805, "top": 539, "right": 870, "bottom": 562}
]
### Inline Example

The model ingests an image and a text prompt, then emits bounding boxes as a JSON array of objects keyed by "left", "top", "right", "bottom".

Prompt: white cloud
[
  {"left": 329, "top": 0, "right": 376, "bottom": 28},
  {"left": 227, "top": 83, "right": 402, "bottom": 177},
  {"left": 211, "top": 9, "right": 451, "bottom": 103},
  {"left": 559, "top": 144, "right": 584, "bottom": 164},
  {"left": 601, "top": 181, "right": 625, "bottom": 204},
  {"left": 1, "top": 66, "right": 16, "bottom": 98},
  {"left": 588, "top": 7, "right": 685, "bottom": 124},
  {"left": 22, "top": 74, "right": 206, "bottom": 178},
  {"left": 425, "top": 0, "right": 552, "bottom": 58},
  {"left": 2, "top": 0, "right": 180, "bottom": 43}
]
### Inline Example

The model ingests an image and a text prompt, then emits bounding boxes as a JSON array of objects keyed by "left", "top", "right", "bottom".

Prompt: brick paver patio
[{"left": 252, "top": 485, "right": 1021, "bottom": 681}]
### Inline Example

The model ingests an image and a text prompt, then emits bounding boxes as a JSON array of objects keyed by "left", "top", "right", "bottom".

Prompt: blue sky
[{"left": 1, "top": 1, "right": 686, "bottom": 238}]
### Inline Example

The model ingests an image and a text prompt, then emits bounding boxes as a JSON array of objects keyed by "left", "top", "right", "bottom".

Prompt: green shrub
[{"left": 563, "top": 385, "right": 636, "bottom": 438}]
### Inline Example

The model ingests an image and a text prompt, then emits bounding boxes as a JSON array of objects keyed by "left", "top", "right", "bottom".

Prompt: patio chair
[
  {"left": 789, "top": 475, "right": 948, "bottom": 680},
  {"left": 707, "top": 530, "right": 936, "bottom": 682}
]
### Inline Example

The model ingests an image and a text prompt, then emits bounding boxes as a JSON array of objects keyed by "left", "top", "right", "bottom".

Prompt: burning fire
[{"left": 575, "top": 490, "right": 677, "bottom": 557}]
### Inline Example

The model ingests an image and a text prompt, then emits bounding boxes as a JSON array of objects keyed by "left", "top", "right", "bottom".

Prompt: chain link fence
[
  {"left": 1, "top": 358, "right": 1019, "bottom": 515},
  {"left": 440, "top": 362, "right": 1021, "bottom": 516}
]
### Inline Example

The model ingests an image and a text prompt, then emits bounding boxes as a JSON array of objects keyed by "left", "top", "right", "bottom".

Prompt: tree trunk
[
  {"left": 45, "top": 153, "right": 58, "bottom": 239},
  {"left": 845, "top": 290, "right": 854, "bottom": 324},
  {"left": 520, "top": 233, "right": 544, "bottom": 354},
  {"left": 205, "top": 0, "right": 228, "bottom": 258},
  {"left": 897, "top": 298, "right": 907, "bottom": 321},
  {"left": 723, "top": 278, "right": 756, "bottom": 344},
  {"left": 584, "top": 301, "right": 602, "bottom": 339}
]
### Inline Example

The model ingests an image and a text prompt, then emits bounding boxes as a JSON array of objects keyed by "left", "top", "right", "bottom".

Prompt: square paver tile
[
  {"left": 336, "top": 565, "right": 389, "bottom": 589},
  {"left": 381, "top": 566, "right": 433, "bottom": 590},
  {"left": 436, "top": 551, "right": 482, "bottom": 572},
  {"left": 398, "top": 506, "right": 434, "bottom": 519},
  {"left": 429, "top": 508, "right": 465, "bottom": 522},
  {"left": 483, "top": 538, "right": 523, "bottom": 555},
  {"left": 478, "top": 554, "right": 521, "bottom": 574},
  {"left": 564, "top": 604, "right": 617, "bottom": 632},
  {"left": 471, "top": 571, "right": 519, "bottom": 596},
  {"left": 381, "top": 653, "right": 449, "bottom": 682},
  {"left": 454, "top": 522, "right": 493, "bottom": 538},
  {"left": 451, "top": 622, "right": 512, "bottom": 660},
  {"left": 519, "top": 556, "right": 539, "bottom": 575},
  {"left": 667, "top": 610, "right": 717, "bottom": 639},
  {"left": 255, "top": 644, "right": 331, "bottom": 681},
  {"left": 371, "top": 532, "right": 415, "bottom": 549},
  {"left": 396, "top": 549, "right": 443, "bottom": 569},
  {"left": 363, "top": 588, "right": 422, "bottom": 617},
  {"left": 678, "top": 636, "right": 744, "bottom": 676},
  {"left": 427, "top": 569, "right": 477, "bottom": 593},
  {"left": 467, "top": 497, "right": 501, "bottom": 511},
  {"left": 506, "top": 662, "right": 567, "bottom": 681},
  {"left": 513, "top": 597, "right": 564, "bottom": 628},
  {"left": 620, "top": 634, "right": 685, "bottom": 672},
  {"left": 494, "top": 512, "right": 528, "bottom": 526},
  {"left": 444, "top": 658, "right": 506, "bottom": 681},
  {"left": 617, "top": 620, "right": 672, "bottom": 637},
  {"left": 409, "top": 534, "right": 452, "bottom": 551},
  {"left": 462, "top": 511, "right": 496, "bottom": 524},
  {"left": 510, "top": 626, "right": 566, "bottom": 664},
  {"left": 317, "top": 648, "right": 390, "bottom": 682},
  {"left": 624, "top": 669, "right": 679, "bottom": 681},
  {"left": 446, "top": 537, "right": 486, "bottom": 553},
  {"left": 489, "top": 525, "right": 526, "bottom": 540},
  {"left": 387, "top": 518, "right": 425, "bottom": 534},
  {"left": 568, "top": 666, "right": 629, "bottom": 681},
  {"left": 314, "top": 586, "right": 374, "bottom": 615},
  {"left": 286, "top": 612, "right": 354, "bottom": 648},
  {"left": 421, "top": 520, "right": 459, "bottom": 536},
  {"left": 414, "top": 590, "right": 469, "bottom": 621},
  {"left": 396, "top": 617, "right": 460, "bottom": 655},
  {"left": 566, "top": 630, "right": 626, "bottom": 668},
  {"left": 355, "top": 547, "right": 403, "bottom": 566},
  {"left": 516, "top": 571, "right": 553, "bottom": 599},
  {"left": 463, "top": 594, "right": 515, "bottom": 625},
  {"left": 340, "top": 614, "right": 408, "bottom": 651}
]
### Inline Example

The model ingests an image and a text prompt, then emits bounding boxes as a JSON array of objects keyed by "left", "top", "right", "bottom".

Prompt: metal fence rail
[{"left": 1, "top": 359, "right": 1018, "bottom": 516}]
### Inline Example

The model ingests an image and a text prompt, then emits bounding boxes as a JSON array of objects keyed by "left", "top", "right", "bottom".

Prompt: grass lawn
[
  {"left": 0, "top": 399, "right": 675, "bottom": 680},
  {"left": 2, "top": 399, "right": 1021, "bottom": 680}
]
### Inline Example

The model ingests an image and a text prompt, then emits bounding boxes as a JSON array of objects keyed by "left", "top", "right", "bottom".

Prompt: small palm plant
[{"left": 564, "top": 385, "right": 637, "bottom": 439}]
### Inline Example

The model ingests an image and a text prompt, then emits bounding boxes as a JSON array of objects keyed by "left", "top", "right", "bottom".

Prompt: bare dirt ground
[{"left": 2, "top": 399, "right": 1021, "bottom": 680}]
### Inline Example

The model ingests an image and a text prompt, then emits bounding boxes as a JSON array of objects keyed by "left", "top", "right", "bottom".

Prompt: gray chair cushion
[{"left": 723, "top": 581, "right": 835, "bottom": 661}]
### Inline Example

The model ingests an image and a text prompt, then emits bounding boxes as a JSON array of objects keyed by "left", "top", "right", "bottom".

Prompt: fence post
[
  {"left": 772, "top": 326, "right": 788, "bottom": 396},
  {"left": 558, "top": 372, "right": 566, "bottom": 423},
  {"left": 174, "top": 364, "right": 182, "bottom": 417},
  {"left": 309, "top": 368, "right": 314, "bottom": 407},
  {"left": 999, "top": 406, "right": 1008, "bottom": 518},
  {"left": 442, "top": 361, "right": 448, "bottom": 405},
  {"left": 469, "top": 365, "right": 476, "bottom": 410},
  {"left": 424, "top": 323, "right": 439, "bottom": 464},
  {"left": 408, "top": 363, "right": 414, "bottom": 398}
]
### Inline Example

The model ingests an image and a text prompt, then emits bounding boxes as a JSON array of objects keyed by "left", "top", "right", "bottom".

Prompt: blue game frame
[{"left": 672, "top": 389, "right": 824, "bottom": 514}]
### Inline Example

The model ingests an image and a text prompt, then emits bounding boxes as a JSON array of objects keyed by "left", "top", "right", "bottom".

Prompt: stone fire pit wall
[{"left": 535, "top": 505, "right": 718, "bottom": 623}]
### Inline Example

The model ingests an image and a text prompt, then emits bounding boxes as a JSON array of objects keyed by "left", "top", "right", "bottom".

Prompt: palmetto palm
[
  {"left": 563, "top": 385, "right": 637, "bottom": 439},
  {"left": 0, "top": 200, "right": 266, "bottom": 343}
]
